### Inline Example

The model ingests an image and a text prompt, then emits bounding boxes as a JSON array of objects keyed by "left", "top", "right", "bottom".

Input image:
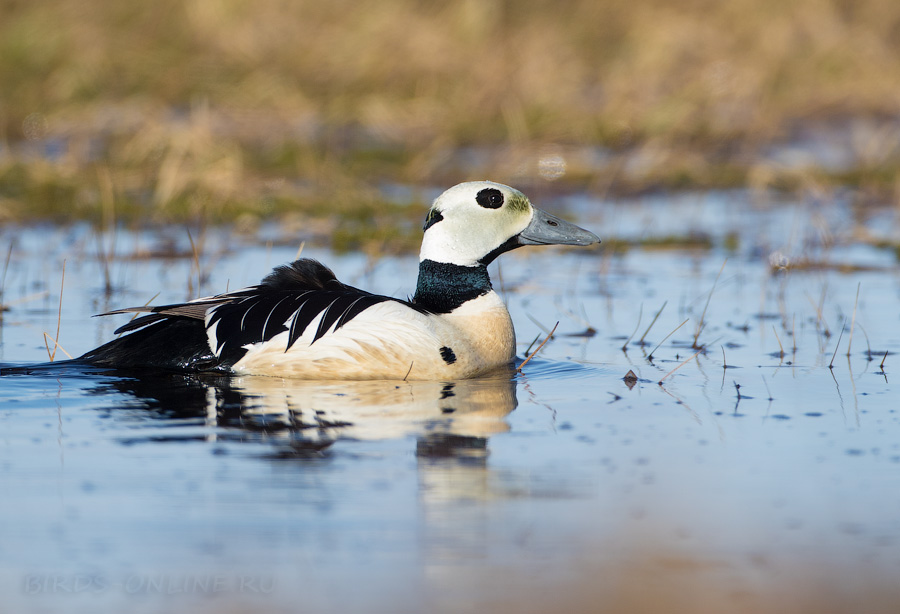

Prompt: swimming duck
[{"left": 81, "top": 181, "right": 599, "bottom": 379}]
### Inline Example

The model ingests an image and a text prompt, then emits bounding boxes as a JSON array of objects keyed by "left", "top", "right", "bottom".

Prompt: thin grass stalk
[
  {"left": 658, "top": 349, "right": 703, "bottom": 385},
  {"left": 649, "top": 318, "right": 689, "bottom": 360},
  {"left": 621, "top": 303, "right": 643, "bottom": 351},
  {"left": 693, "top": 259, "right": 726, "bottom": 349},
  {"left": 829, "top": 318, "right": 845, "bottom": 369},
  {"left": 518, "top": 321, "right": 559, "bottom": 373},
  {"left": 846, "top": 282, "right": 860, "bottom": 357},
  {"left": 44, "top": 259, "right": 66, "bottom": 362},
  {"left": 639, "top": 300, "right": 667, "bottom": 345},
  {"left": 772, "top": 325, "right": 785, "bottom": 357}
]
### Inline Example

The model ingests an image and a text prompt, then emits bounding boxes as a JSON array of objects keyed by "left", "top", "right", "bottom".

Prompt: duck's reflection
[
  {"left": 87, "top": 368, "right": 518, "bottom": 457},
  {"left": 5, "top": 362, "right": 549, "bottom": 575}
]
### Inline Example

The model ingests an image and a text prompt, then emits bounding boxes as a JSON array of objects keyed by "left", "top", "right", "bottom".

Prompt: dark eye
[{"left": 476, "top": 188, "right": 504, "bottom": 209}]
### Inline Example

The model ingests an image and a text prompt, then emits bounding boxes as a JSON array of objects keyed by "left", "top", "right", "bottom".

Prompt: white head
[{"left": 419, "top": 181, "right": 599, "bottom": 266}]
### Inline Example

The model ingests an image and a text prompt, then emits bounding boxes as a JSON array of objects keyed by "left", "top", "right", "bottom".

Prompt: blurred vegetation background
[{"left": 2, "top": 0, "right": 900, "bottom": 238}]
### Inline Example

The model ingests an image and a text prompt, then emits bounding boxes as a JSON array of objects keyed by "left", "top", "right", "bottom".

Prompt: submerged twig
[{"left": 518, "top": 321, "right": 559, "bottom": 373}]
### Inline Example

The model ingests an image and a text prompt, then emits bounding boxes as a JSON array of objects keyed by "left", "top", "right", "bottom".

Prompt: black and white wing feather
[
  {"left": 204, "top": 261, "right": 406, "bottom": 362},
  {"left": 82, "top": 259, "right": 421, "bottom": 371}
]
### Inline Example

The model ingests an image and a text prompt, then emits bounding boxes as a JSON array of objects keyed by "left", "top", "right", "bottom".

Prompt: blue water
[{"left": 2, "top": 192, "right": 899, "bottom": 613}]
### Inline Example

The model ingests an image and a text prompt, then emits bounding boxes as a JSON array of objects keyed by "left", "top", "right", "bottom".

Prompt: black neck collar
[{"left": 412, "top": 260, "right": 493, "bottom": 313}]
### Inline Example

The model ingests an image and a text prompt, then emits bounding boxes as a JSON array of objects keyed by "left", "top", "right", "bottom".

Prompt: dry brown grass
[{"left": 2, "top": 0, "right": 900, "bottom": 227}]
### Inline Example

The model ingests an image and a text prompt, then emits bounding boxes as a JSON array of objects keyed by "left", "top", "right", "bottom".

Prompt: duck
[{"left": 80, "top": 181, "right": 600, "bottom": 380}]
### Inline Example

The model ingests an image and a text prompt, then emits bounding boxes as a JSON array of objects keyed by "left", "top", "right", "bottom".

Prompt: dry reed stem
[
  {"left": 855, "top": 322, "right": 872, "bottom": 358},
  {"left": 814, "top": 284, "right": 831, "bottom": 337},
  {"left": 0, "top": 243, "right": 12, "bottom": 319},
  {"left": 2, "top": 291, "right": 48, "bottom": 309},
  {"left": 772, "top": 325, "right": 785, "bottom": 357},
  {"left": 879, "top": 351, "right": 888, "bottom": 370},
  {"left": 693, "top": 259, "right": 726, "bottom": 349},
  {"left": 621, "top": 303, "right": 643, "bottom": 350},
  {"left": 658, "top": 349, "right": 704, "bottom": 385},
  {"left": 95, "top": 233, "right": 112, "bottom": 297},
  {"left": 187, "top": 229, "right": 202, "bottom": 298},
  {"left": 846, "top": 282, "right": 860, "bottom": 357},
  {"left": 97, "top": 166, "right": 117, "bottom": 295},
  {"left": 518, "top": 321, "right": 559, "bottom": 374},
  {"left": 829, "top": 319, "right": 846, "bottom": 369},
  {"left": 43, "top": 259, "right": 66, "bottom": 362},
  {"left": 640, "top": 300, "right": 667, "bottom": 345},
  {"left": 1, "top": 243, "right": 13, "bottom": 295},
  {"left": 791, "top": 314, "right": 797, "bottom": 353},
  {"left": 42, "top": 333, "right": 73, "bottom": 360},
  {"left": 650, "top": 318, "right": 689, "bottom": 360},
  {"left": 524, "top": 333, "right": 542, "bottom": 356},
  {"left": 5, "top": 0, "right": 900, "bottom": 228}
]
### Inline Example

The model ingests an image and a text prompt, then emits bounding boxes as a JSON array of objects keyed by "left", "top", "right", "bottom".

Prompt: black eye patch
[
  {"left": 475, "top": 188, "right": 504, "bottom": 209},
  {"left": 423, "top": 209, "right": 444, "bottom": 231}
]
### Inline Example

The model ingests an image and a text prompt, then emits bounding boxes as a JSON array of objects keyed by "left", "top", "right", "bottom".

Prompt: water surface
[{"left": 2, "top": 191, "right": 899, "bottom": 613}]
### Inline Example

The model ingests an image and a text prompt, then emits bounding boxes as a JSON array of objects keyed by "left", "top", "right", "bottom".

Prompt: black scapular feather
[
  {"left": 81, "top": 259, "right": 422, "bottom": 371},
  {"left": 79, "top": 318, "right": 225, "bottom": 372}
]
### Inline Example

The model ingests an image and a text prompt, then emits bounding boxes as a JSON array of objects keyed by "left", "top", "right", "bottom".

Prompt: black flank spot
[
  {"left": 476, "top": 188, "right": 504, "bottom": 209},
  {"left": 441, "top": 407, "right": 456, "bottom": 414},
  {"left": 440, "top": 346, "right": 457, "bottom": 365}
]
